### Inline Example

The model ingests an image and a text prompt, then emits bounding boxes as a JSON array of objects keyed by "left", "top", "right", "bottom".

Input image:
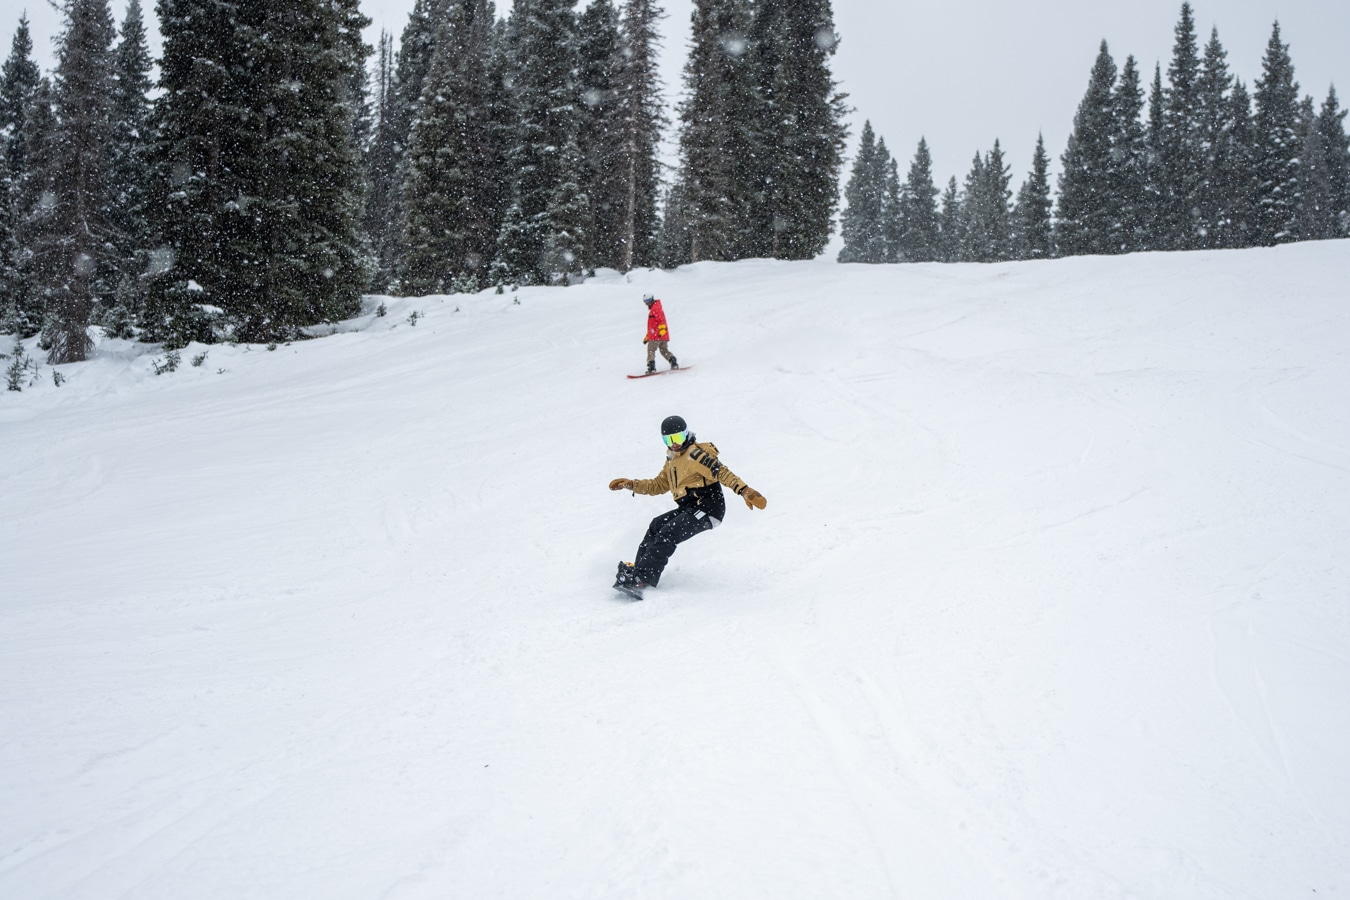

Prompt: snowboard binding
[{"left": 613, "top": 561, "right": 645, "bottom": 601}]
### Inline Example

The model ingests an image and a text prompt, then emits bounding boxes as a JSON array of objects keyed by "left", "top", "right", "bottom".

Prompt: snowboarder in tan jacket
[{"left": 609, "top": 415, "right": 766, "bottom": 599}]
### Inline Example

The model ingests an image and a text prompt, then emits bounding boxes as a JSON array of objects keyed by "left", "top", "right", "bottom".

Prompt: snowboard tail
[{"left": 612, "top": 582, "right": 645, "bottom": 601}]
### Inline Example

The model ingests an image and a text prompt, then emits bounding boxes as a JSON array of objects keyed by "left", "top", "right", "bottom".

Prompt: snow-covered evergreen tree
[
  {"left": 1252, "top": 21, "right": 1302, "bottom": 245},
  {"left": 957, "top": 151, "right": 987, "bottom": 262},
  {"left": 375, "top": 0, "right": 447, "bottom": 289},
  {"left": 544, "top": 133, "right": 590, "bottom": 282},
  {"left": 576, "top": 0, "right": 625, "bottom": 271},
  {"left": 1110, "top": 55, "right": 1150, "bottom": 253},
  {"left": 6, "top": 78, "right": 52, "bottom": 339},
  {"left": 1012, "top": 134, "right": 1053, "bottom": 260},
  {"left": 149, "top": 0, "right": 372, "bottom": 344},
  {"left": 1056, "top": 41, "right": 1118, "bottom": 257},
  {"left": 1214, "top": 79, "right": 1259, "bottom": 248},
  {"left": 1193, "top": 27, "right": 1234, "bottom": 249},
  {"left": 400, "top": 0, "right": 504, "bottom": 293},
  {"left": 936, "top": 176, "right": 961, "bottom": 263},
  {"left": 1157, "top": 2, "right": 1204, "bottom": 250},
  {"left": 656, "top": 180, "right": 690, "bottom": 267},
  {"left": 1142, "top": 63, "right": 1166, "bottom": 249},
  {"left": 494, "top": 0, "right": 579, "bottom": 285},
  {"left": 0, "top": 16, "right": 42, "bottom": 334},
  {"left": 881, "top": 148, "right": 902, "bottom": 262},
  {"left": 1294, "top": 97, "right": 1336, "bottom": 241},
  {"left": 1315, "top": 86, "right": 1350, "bottom": 236},
  {"left": 837, "top": 121, "right": 887, "bottom": 263},
  {"left": 613, "top": 0, "right": 665, "bottom": 270},
  {"left": 31, "top": 0, "right": 118, "bottom": 363},
  {"left": 0, "top": 16, "right": 40, "bottom": 188},
  {"left": 668, "top": 0, "right": 842, "bottom": 265},
  {"left": 669, "top": 0, "right": 754, "bottom": 264},
  {"left": 755, "top": 0, "right": 847, "bottom": 259},
  {"left": 364, "top": 30, "right": 399, "bottom": 291},
  {"left": 897, "top": 137, "right": 940, "bottom": 263},
  {"left": 103, "top": 0, "right": 153, "bottom": 332}
]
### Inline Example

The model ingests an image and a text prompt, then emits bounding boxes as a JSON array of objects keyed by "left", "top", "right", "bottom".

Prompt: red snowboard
[{"left": 627, "top": 365, "right": 692, "bottom": 379}]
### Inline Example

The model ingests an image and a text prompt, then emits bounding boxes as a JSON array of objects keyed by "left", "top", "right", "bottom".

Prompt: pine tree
[
  {"left": 1012, "top": 133, "right": 1053, "bottom": 260},
  {"left": 988, "top": 140, "right": 1015, "bottom": 260},
  {"left": 670, "top": 0, "right": 754, "bottom": 264},
  {"left": 7, "top": 78, "right": 53, "bottom": 339},
  {"left": 1216, "top": 79, "right": 1259, "bottom": 248},
  {"left": 576, "top": 0, "right": 625, "bottom": 271},
  {"left": 145, "top": 0, "right": 251, "bottom": 342},
  {"left": 656, "top": 181, "right": 690, "bottom": 267},
  {"left": 837, "top": 120, "right": 886, "bottom": 263},
  {"left": 150, "top": 0, "right": 372, "bottom": 344},
  {"left": 1111, "top": 55, "right": 1150, "bottom": 253},
  {"left": 1294, "top": 97, "right": 1336, "bottom": 240},
  {"left": 1252, "top": 21, "right": 1301, "bottom": 245},
  {"left": 0, "top": 16, "right": 42, "bottom": 334},
  {"left": 1315, "top": 86, "right": 1350, "bottom": 236},
  {"left": 364, "top": 30, "right": 399, "bottom": 290},
  {"left": 104, "top": 0, "right": 153, "bottom": 331},
  {"left": 494, "top": 0, "right": 580, "bottom": 284},
  {"left": 898, "top": 137, "right": 940, "bottom": 262},
  {"left": 756, "top": 0, "right": 847, "bottom": 259},
  {"left": 958, "top": 150, "right": 987, "bottom": 262},
  {"left": 613, "top": 0, "right": 665, "bottom": 270},
  {"left": 30, "top": 0, "right": 119, "bottom": 363},
  {"left": 936, "top": 176, "right": 961, "bottom": 263},
  {"left": 379, "top": 0, "right": 448, "bottom": 287},
  {"left": 881, "top": 149, "right": 902, "bottom": 262},
  {"left": 1, "top": 16, "right": 40, "bottom": 186},
  {"left": 1142, "top": 63, "right": 1166, "bottom": 249},
  {"left": 545, "top": 133, "right": 590, "bottom": 282},
  {"left": 1158, "top": 1, "right": 1204, "bottom": 250},
  {"left": 1192, "top": 27, "right": 1231, "bottom": 248},
  {"left": 400, "top": 0, "right": 503, "bottom": 293},
  {"left": 238, "top": 0, "right": 373, "bottom": 338},
  {"left": 1056, "top": 41, "right": 1118, "bottom": 257}
]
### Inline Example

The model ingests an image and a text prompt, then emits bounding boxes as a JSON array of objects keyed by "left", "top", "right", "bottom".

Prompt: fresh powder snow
[{"left": 2, "top": 242, "right": 1348, "bottom": 898}]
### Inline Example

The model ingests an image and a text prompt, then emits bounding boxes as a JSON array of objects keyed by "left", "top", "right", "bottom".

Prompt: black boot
[
  {"left": 646, "top": 361, "right": 656, "bottom": 374},
  {"left": 668, "top": 357, "right": 679, "bottom": 370},
  {"left": 614, "top": 561, "right": 646, "bottom": 600}
]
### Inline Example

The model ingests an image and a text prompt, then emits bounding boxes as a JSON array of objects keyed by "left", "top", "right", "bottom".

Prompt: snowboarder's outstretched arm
[
  {"left": 709, "top": 459, "right": 765, "bottom": 509},
  {"left": 610, "top": 468, "right": 672, "bottom": 496}
]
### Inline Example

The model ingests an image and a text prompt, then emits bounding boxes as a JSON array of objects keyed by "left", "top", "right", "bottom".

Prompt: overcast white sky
[{"left": 6, "top": 0, "right": 1348, "bottom": 189}]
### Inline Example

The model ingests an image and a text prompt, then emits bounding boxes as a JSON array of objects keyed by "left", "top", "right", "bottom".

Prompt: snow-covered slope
[{"left": 3, "top": 242, "right": 1349, "bottom": 898}]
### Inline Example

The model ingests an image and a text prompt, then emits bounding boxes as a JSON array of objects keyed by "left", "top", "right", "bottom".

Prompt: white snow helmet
[{"left": 643, "top": 293, "right": 655, "bottom": 305}]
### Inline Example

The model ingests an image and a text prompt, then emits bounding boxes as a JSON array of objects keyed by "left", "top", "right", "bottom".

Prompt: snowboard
[
  {"left": 612, "top": 582, "right": 645, "bottom": 601},
  {"left": 627, "top": 365, "right": 692, "bottom": 379}
]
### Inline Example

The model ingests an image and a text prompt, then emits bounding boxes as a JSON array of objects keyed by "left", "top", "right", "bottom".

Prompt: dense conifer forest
[
  {"left": 0, "top": 0, "right": 1345, "bottom": 363},
  {"left": 839, "top": 4, "right": 1349, "bottom": 264}
]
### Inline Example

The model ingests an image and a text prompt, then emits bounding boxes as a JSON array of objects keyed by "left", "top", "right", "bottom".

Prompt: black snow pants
[{"left": 633, "top": 507, "right": 718, "bottom": 586}]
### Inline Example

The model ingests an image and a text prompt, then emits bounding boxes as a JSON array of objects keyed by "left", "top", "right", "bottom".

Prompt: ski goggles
[{"left": 662, "top": 431, "right": 689, "bottom": 449}]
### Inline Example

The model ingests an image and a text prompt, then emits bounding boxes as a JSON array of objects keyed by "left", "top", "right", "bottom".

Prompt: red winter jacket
[{"left": 645, "top": 300, "right": 670, "bottom": 342}]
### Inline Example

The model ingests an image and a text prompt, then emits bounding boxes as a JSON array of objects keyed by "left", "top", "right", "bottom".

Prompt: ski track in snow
[{"left": 3, "top": 243, "right": 1350, "bottom": 898}]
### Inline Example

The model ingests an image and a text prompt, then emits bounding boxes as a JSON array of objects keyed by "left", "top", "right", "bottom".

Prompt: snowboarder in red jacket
[{"left": 642, "top": 294, "right": 678, "bottom": 374}]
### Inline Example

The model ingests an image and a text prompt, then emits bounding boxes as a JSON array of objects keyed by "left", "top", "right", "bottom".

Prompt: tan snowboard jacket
[{"left": 631, "top": 441, "right": 749, "bottom": 509}]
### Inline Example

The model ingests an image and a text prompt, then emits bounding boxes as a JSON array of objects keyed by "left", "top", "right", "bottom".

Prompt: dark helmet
[{"left": 660, "top": 414, "right": 693, "bottom": 449}]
